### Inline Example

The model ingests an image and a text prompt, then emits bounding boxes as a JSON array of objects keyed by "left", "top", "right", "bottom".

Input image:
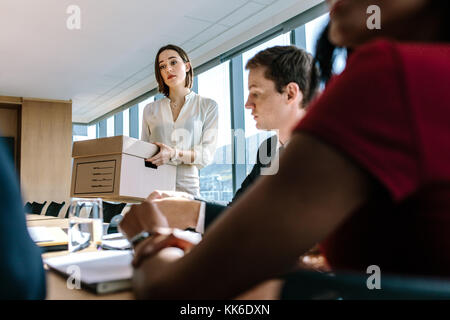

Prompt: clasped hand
[
  {"left": 145, "top": 142, "right": 175, "bottom": 166},
  {"left": 119, "top": 199, "right": 199, "bottom": 268}
]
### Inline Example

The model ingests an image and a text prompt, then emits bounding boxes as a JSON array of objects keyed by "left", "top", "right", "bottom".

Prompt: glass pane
[
  {"left": 305, "top": 13, "right": 329, "bottom": 54},
  {"left": 242, "top": 32, "right": 290, "bottom": 175},
  {"left": 72, "top": 124, "right": 96, "bottom": 142},
  {"left": 73, "top": 135, "right": 88, "bottom": 142},
  {"left": 197, "top": 61, "right": 233, "bottom": 203},
  {"left": 138, "top": 96, "right": 154, "bottom": 139},
  {"left": 106, "top": 116, "right": 114, "bottom": 137},
  {"left": 88, "top": 125, "right": 96, "bottom": 139},
  {"left": 123, "top": 109, "right": 129, "bottom": 137},
  {"left": 306, "top": 13, "right": 346, "bottom": 74}
]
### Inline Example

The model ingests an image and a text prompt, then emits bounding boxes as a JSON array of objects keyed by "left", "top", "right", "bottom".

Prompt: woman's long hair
[{"left": 308, "top": 1, "right": 450, "bottom": 102}]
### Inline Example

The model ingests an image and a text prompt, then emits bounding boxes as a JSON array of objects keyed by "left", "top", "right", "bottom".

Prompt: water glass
[{"left": 68, "top": 198, "right": 103, "bottom": 253}]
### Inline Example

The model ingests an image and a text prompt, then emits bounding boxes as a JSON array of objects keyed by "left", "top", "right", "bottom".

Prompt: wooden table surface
[
  {"left": 26, "top": 215, "right": 130, "bottom": 299},
  {"left": 27, "top": 215, "right": 321, "bottom": 300},
  {"left": 26, "top": 214, "right": 61, "bottom": 221}
]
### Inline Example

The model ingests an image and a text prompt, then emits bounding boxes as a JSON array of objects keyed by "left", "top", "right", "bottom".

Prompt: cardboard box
[{"left": 70, "top": 136, "right": 176, "bottom": 202}]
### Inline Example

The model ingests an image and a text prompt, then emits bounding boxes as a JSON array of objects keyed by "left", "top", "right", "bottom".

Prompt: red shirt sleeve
[{"left": 296, "top": 40, "right": 420, "bottom": 202}]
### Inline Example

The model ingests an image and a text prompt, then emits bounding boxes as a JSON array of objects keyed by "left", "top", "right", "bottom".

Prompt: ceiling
[{"left": 0, "top": 0, "right": 324, "bottom": 123}]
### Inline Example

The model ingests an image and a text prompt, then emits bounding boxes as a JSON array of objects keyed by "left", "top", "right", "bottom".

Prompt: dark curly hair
[{"left": 308, "top": 0, "right": 450, "bottom": 99}]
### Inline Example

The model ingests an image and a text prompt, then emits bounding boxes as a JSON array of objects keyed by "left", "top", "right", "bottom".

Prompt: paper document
[
  {"left": 45, "top": 250, "right": 133, "bottom": 285},
  {"left": 101, "top": 239, "right": 131, "bottom": 250},
  {"left": 28, "top": 226, "right": 68, "bottom": 247},
  {"left": 28, "top": 226, "right": 56, "bottom": 242}
]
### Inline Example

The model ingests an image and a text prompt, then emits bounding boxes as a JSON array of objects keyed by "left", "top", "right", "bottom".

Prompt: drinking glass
[{"left": 68, "top": 198, "right": 103, "bottom": 253}]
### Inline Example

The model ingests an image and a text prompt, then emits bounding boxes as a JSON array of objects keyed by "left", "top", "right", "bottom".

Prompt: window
[
  {"left": 106, "top": 116, "right": 114, "bottom": 137},
  {"left": 87, "top": 125, "right": 96, "bottom": 139},
  {"left": 138, "top": 96, "right": 154, "bottom": 139},
  {"left": 242, "top": 32, "right": 291, "bottom": 175},
  {"left": 197, "top": 61, "right": 233, "bottom": 203},
  {"left": 123, "top": 109, "right": 129, "bottom": 137},
  {"left": 305, "top": 13, "right": 329, "bottom": 54},
  {"left": 72, "top": 124, "right": 97, "bottom": 142},
  {"left": 305, "top": 13, "right": 346, "bottom": 74}
]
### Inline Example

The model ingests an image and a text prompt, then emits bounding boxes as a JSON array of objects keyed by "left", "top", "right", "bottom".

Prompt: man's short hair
[{"left": 245, "top": 45, "right": 318, "bottom": 108}]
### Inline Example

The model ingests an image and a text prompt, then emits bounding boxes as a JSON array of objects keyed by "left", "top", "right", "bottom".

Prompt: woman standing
[{"left": 141, "top": 44, "right": 218, "bottom": 197}]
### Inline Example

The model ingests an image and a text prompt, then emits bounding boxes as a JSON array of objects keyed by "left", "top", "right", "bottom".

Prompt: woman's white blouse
[{"left": 141, "top": 91, "right": 218, "bottom": 196}]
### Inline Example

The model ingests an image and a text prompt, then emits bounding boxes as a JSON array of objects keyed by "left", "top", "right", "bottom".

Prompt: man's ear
[{"left": 286, "top": 82, "right": 303, "bottom": 105}]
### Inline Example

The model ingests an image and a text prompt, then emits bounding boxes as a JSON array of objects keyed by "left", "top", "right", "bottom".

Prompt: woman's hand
[
  {"left": 146, "top": 142, "right": 175, "bottom": 166},
  {"left": 147, "top": 190, "right": 194, "bottom": 201},
  {"left": 152, "top": 198, "right": 202, "bottom": 230},
  {"left": 119, "top": 200, "right": 169, "bottom": 240}
]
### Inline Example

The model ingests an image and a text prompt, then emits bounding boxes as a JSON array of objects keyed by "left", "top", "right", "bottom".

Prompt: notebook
[
  {"left": 28, "top": 226, "right": 69, "bottom": 252},
  {"left": 44, "top": 250, "right": 133, "bottom": 294}
]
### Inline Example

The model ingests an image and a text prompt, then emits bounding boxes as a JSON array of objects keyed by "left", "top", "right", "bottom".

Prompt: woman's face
[
  {"left": 158, "top": 49, "right": 190, "bottom": 88},
  {"left": 326, "top": 0, "right": 430, "bottom": 47}
]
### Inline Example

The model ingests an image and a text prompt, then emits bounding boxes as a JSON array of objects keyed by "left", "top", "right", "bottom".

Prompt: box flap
[{"left": 72, "top": 136, "right": 159, "bottom": 159}]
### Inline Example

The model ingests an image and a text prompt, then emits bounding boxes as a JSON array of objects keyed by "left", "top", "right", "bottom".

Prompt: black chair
[
  {"left": 107, "top": 214, "right": 124, "bottom": 234},
  {"left": 44, "top": 201, "right": 65, "bottom": 217},
  {"left": 100, "top": 201, "right": 127, "bottom": 223},
  {"left": 23, "top": 202, "right": 33, "bottom": 213},
  {"left": 281, "top": 269, "right": 450, "bottom": 300},
  {"left": 29, "top": 201, "right": 47, "bottom": 215},
  {"left": 65, "top": 202, "right": 85, "bottom": 218}
]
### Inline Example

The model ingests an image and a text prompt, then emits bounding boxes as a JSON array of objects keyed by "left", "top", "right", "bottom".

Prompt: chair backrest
[
  {"left": 101, "top": 201, "right": 127, "bottom": 223},
  {"left": 281, "top": 269, "right": 450, "bottom": 300},
  {"left": 65, "top": 202, "right": 85, "bottom": 218},
  {"left": 106, "top": 214, "right": 124, "bottom": 234},
  {"left": 44, "top": 201, "right": 65, "bottom": 217},
  {"left": 23, "top": 202, "right": 33, "bottom": 214},
  {"left": 30, "top": 201, "right": 47, "bottom": 215}
]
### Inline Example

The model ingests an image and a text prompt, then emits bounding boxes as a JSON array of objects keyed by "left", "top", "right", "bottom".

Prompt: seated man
[
  {"left": 121, "top": 45, "right": 318, "bottom": 236},
  {"left": 0, "top": 139, "right": 46, "bottom": 299}
]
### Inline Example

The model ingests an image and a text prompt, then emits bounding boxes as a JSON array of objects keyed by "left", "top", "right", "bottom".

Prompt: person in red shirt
[{"left": 121, "top": 0, "right": 450, "bottom": 299}]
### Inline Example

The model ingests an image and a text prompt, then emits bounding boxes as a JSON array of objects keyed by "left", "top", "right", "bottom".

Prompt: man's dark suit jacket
[{"left": 203, "top": 135, "right": 279, "bottom": 229}]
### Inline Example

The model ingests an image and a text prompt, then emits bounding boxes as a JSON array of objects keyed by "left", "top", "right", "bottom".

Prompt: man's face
[{"left": 245, "top": 66, "right": 287, "bottom": 130}]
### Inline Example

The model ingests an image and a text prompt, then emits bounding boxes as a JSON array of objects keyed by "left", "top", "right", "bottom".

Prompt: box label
[{"left": 74, "top": 160, "right": 116, "bottom": 194}]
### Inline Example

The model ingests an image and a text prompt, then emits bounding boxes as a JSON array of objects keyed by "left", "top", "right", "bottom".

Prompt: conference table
[{"left": 26, "top": 214, "right": 325, "bottom": 300}]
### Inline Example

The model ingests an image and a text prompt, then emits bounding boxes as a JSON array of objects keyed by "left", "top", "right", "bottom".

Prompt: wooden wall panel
[
  {"left": 0, "top": 108, "right": 18, "bottom": 137},
  {"left": 20, "top": 100, "right": 72, "bottom": 205},
  {"left": 0, "top": 96, "right": 22, "bottom": 104},
  {"left": 0, "top": 107, "right": 19, "bottom": 169}
]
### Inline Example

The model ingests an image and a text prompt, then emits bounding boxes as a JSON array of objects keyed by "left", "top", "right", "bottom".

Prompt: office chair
[
  {"left": 106, "top": 214, "right": 124, "bottom": 234},
  {"left": 101, "top": 201, "right": 127, "bottom": 223},
  {"left": 23, "top": 202, "right": 32, "bottom": 214},
  {"left": 65, "top": 202, "right": 85, "bottom": 218},
  {"left": 44, "top": 201, "right": 65, "bottom": 217},
  {"left": 29, "top": 201, "right": 47, "bottom": 215},
  {"left": 281, "top": 269, "right": 450, "bottom": 300}
]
